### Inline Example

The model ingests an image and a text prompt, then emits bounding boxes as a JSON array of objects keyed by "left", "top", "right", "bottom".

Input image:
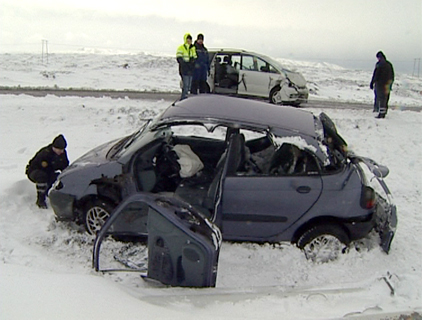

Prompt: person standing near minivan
[
  {"left": 191, "top": 33, "right": 210, "bottom": 94},
  {"left": 176, "top": 33, "right": 197, "bottom": 100}
]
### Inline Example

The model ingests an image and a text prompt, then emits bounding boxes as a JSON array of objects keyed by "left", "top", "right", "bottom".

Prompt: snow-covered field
[
  {"left": 0, "top": 52, "right": 421, "bottom": 319},
  {"left": 1, "top": 52, "right": 421, "bottom": 107}
]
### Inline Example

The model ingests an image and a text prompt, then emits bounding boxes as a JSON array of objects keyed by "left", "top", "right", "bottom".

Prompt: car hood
[
  {"left": 73, "top": 139, "right": 119, "bottom": 166},
  {"left": 57, "top": 140, "right": 124, "bottom": 198},
  {"left": 284, "top": 70, "right": 307, "bottom": 87},
  {"left": 59, "top": 139, "right": 121, "bottom": 179}
]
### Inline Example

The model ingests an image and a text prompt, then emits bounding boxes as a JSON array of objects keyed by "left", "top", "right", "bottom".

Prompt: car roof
[
  {"left": 208, "top": 48, "right": 248, "bottom": 54},
  {"left": 152, "top": 95, "right": 316, "bottom": 138},
  {"left": 208, "top": 48, "right": 271, "bottom": 60}
]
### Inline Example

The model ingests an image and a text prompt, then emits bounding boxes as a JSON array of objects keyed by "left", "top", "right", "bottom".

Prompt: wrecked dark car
[{"left": 50, "top": 95, "right": 396, "bottom": 263}]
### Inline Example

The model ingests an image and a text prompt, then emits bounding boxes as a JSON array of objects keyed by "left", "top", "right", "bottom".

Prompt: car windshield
[
  {"left": 259, "top": 54, "right": 295, "bottom": 73},
  {"left": 106, "top": 120, "right": 151, "bottom": 159}
]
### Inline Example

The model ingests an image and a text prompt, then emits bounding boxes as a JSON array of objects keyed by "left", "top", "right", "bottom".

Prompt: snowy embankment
[
  {"left": 0, "top": 52, "right": 421, "bottom": 107},
  {"left": 0, "top": 52, "right": 421, "bottom": 319}
]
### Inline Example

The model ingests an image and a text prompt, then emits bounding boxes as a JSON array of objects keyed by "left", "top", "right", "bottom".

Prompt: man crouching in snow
[{"left": 26, "top": 134, "right": 69, "bottom": 209}]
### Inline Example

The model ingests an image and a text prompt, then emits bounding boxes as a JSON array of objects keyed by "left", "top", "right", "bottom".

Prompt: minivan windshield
[{"left": 259, "top": 54, "right": 295, "bottom": 73}]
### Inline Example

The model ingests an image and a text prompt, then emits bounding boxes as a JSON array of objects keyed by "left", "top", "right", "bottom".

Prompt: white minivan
[{"left": 207, "top": 49, "right": 309, "bottom": 106}]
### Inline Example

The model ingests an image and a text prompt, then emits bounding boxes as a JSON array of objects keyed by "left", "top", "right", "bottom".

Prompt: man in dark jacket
[
  {"left": 191, "top": 34, "right": 210, "bottom": 94},
  {"left": 26, "top": 134, "right": 69, "bottom": 208},
  {"left": 370, "top": 51, "right": 395, "bottom": 118},
  {"left": 176, "top": 33, "right": 197, "bottom": 100}
]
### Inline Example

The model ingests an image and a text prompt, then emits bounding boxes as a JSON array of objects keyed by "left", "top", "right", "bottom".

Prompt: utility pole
[
  {"left": 413, "top": 58, "right": 420, "bottom": 78},
  {"left": 42, "top": 39, "right": 49, "bottom": 64}
]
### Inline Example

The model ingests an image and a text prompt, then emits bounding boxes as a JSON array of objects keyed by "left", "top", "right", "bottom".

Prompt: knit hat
[
  {"left": 52, "top": 134, "right": 67, "bottom": 149},
  {"left": 197, "top": 33, "right": 204, "bottom": 40}
]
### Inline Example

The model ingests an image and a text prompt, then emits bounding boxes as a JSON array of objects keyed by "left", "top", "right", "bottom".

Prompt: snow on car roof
[{"left": 154, "top": 95, "right": 316, "bottom": 138}]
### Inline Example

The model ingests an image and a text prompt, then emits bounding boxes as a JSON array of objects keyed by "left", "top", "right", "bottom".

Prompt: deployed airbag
[{"left": 173, "top": 145, "right": 204, "bottom": 178}]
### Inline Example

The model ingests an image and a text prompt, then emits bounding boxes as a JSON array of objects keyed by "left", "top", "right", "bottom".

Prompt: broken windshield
[{"left": 106, "top": 120, "right": 151, "bottom": 160}]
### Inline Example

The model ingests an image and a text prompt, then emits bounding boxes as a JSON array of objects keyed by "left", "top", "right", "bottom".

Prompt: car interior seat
[
  {"left": 268, "top": 143, "right": 297, "bottom": 175},
  {"left": 215, "top": 57, "right": 223, "bottom": 85}
]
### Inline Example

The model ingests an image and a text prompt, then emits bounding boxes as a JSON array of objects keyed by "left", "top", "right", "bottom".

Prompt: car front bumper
[
  {"left": 287, "top": 89, "right": 308, "bottom": 104},
  {"left": 49, "top": 190, "right": 76, "bottom": 221}
]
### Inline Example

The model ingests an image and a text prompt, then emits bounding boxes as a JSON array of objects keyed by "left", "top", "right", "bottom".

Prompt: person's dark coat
[
  {"left": 370, "top": 53, "right": 394, "bottom": 90},
  {"left": 26, "top": 139, "right": 69, "bottom": 183},
  {"left": 193, "top": 41, "right": 210, "bottom": 81}
]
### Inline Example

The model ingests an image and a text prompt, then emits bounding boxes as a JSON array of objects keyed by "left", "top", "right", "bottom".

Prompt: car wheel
[
  {"left": 84, "top": 199, "right": 114, "bottom": 235},
  {"left": 297, "top": 224, "right": 350, "bottom": 263},
  {"left": 269, "top": 86, "right": 282, "bottom": 104}
]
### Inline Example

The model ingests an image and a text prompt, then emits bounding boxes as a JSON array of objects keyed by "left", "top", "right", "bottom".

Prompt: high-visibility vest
[{"left": 176, "top": 33, "right": 197, "bottom": 62}]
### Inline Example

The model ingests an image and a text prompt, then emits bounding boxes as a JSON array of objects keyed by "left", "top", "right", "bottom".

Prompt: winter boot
[
  {"left": 376, "top": 104, "right": 386, "bottom": 119},
  {"left": 36, "top": 183, "right": 48, "bottom": 209}
]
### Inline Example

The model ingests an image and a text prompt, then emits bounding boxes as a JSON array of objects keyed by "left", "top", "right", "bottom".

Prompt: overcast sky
[{"left": 1, "top": 0, "right": 421, "bottom": 73}]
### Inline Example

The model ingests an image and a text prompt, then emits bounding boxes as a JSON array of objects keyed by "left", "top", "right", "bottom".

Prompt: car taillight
[{"left": 360, "top": 186, "right": 376, "bottom": 209}]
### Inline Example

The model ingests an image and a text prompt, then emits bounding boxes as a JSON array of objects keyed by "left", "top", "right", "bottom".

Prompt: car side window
[
  {"left": 231, "top": 130, "right": 276, "bottom": 175},
  {"left": 231, "top": 54, "right": 241, "bottom": 70},
  {"left": 269, "top": 64, "right": 278, "bottom": 74},
  {"left": 256, "top": 58, "right": 269, "bottom": 73},
  {"left": 241, "top": 55, "right": 256, "bottom": 71},
  {"left": 268, "top": 144, "right": 320, "bottom": 176}
]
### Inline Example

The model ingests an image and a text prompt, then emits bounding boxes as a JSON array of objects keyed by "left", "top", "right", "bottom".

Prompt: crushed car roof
[{"left": 153, "top": 95, "right": 316, "bottom": 137}]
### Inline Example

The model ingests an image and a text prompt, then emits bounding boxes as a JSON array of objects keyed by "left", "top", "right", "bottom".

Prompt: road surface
[{"left": 1, "top": 87, "right": 420, "bottom": 111}]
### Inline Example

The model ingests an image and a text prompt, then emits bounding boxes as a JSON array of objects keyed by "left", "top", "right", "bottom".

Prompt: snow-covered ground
[
  {"left": 0, "top": 52, "right": 421, "bottom": 320},
  {"left": 1, "top": 52, "right": 421, "bottom": 108}
]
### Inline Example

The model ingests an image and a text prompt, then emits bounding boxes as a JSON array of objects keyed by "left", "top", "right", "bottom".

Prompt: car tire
[
  {"left": 297, "top": 224, "right": 350, "bottom": 263},
  {"left": 84, "top": 199, "right": 114, "bottom": 235},
  {"left": 269, "top": 86, "right": 282, "bottom": 104}
]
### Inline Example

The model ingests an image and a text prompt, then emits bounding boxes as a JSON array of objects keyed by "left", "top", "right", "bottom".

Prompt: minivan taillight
[{"left": 360, "top": 186, "right": 376, "bottom": 209}]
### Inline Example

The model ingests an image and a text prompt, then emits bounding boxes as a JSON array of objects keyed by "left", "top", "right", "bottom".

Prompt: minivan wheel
[
  {"left": 270, "top": 86, "right": 282, "bottom": 104},
  {"left": 84, "top": 199, "right": 114, "bottom": 235},
  {"left": 297, "top": 224, "right": 350, "bottom": 263}
]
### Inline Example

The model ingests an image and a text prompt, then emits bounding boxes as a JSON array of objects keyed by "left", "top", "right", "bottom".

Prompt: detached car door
[
  {"left": 220, "top": 140, "right": 323, "bottom": 242},
  {"left": 93, "top": 193, "right": 221, "bottom": 288}
]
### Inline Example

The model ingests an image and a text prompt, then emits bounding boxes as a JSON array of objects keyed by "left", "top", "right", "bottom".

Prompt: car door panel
[
  {"left": 221, "top": 176, "right": 323, "bottom": 241},
  {"left": 238, "top": 55, "right": 272, "bottom": 97},
  {"left": 239, "top": 70, "right": 271, "bottom": 97},
  {"left": 93, "top": 193, "right": 222, "bottom": 287}
]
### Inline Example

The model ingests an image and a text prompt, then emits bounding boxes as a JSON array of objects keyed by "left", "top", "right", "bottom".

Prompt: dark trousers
[
  {"left": 375, "top": 85, "right": 391, "bottom": 116},
  {"left": 28, "top": 170, "right": 58, "bottom": 193},
  {"left": 191, "top": 79, "right": 209, "bottom": 94}
]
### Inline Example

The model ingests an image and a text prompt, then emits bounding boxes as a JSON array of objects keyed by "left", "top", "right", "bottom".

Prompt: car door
[
  {"left": 219, "top": 141, "right": 323, "bottom": 242},
  {"left": 93, "top": 193, "right": 222, "bottom": 287},
  {"left": 237, "top": 54, "right": 272, "bottom": 98}
]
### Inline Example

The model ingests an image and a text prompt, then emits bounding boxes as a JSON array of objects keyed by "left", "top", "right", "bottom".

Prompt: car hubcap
[
  {"left": 86, "top": 206, "right": 110, "bottom": 234},
  {"left": 303, "top": 235, "right": 346, "bottom": 263},
  {"left": 272, "top": 90, "right": 282, "bottom": 104}
]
